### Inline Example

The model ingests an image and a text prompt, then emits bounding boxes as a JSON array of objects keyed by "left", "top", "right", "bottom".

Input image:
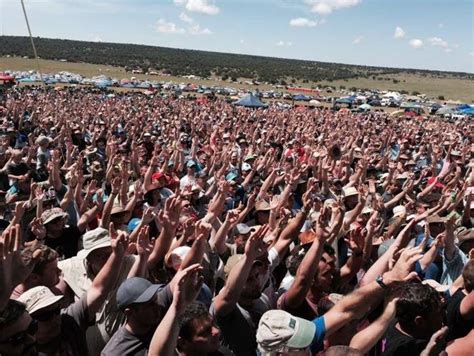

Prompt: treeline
[{"left": 0, "top": 36, "right": 472, "bottom": 83}]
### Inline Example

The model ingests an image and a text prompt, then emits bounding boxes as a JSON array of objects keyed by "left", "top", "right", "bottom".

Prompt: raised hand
[
  {"left": 225, "top": 209, "right": 240, "bottom": 225},
  {"left": 245, "top": 224, "right": 269, "bottom": 259},
  {"left": 110, "top": 223, "right": 129, "bottom": 257},
  {"left": 111, "top": 177, "right": 122, "bottom": 195},
  {"left": 345, "top": 227, "right": 365, "bottom": 254},
  {"left": 136, "top": 225, "right": 153, "bottom": 259},
  {"left": 385, "top": 245, "right": 423, "bottom": 284},
  {"left": 173, "top": 264, "right": 204, "bottom": 313},
  {"left": 0, "top": 225, "right": 42, "bottom": 308},
  {"left": 30, "top": 217, "right": 46, "bottom": 240}
]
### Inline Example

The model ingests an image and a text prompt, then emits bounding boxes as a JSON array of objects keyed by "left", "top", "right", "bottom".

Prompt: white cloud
[
  {"left": 289, "top": 17, "right": 326, "bottom": 27},
  {"left": 427, "top": 37, "right": 448, "bottom": 48},
  {"left": 276, "top": 41, "right": 292, "bottom": 46},
  {"left": 444, "top": 48, "right": 452, "bottom": 53},
  {"left": 352, "top": 35, "right": 363, "bottom": 44},
  {"left": 409, "top": 39, "right": 423, "bottom": 49},
  {"left": 179, "top": 12, "right": 194, "bottom": 23},
  {"left": 305, "top": 0, "right": 362, "bottom": 15},
  {"left": 174, "top": 0, "right": 220, "bottom": 15},
  {"left": 438, "top": 23, "right": 444, "bottom": 28},
  {"left": 394, "top": 26, "right": 405, "bottom": 39},
  {"left": 188, "top": 24, "right": 212, "bottom": 35},
  {"left": 470, "top": 52, "right": 474, "bottom": 57},
  {"left": 290, "top": 17, "right": 317, "bottom": 27},
  {"left": 240, "top": 39, "right": 245, "bottom": 44},
  {"left": 156, "top": 19, "right": 185, "bottom": 34}
]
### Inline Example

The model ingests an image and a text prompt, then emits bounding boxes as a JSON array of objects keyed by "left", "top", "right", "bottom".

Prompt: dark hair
[
  {"left": 0, "top": 300, "right": 26, "bottom": 328},
  {"left": 21, "top": 245, "right": 58, "bottom": 275},
  {"left": 286, "top": 244, "right": 310, "bottom": 275},
  {"left": 178, "top": 302, "right": 210, "bottom": 341},
  {"left": 396, "top": 283, "right": 441, "bottom": 328},
  {"left": 324, "top": 345, "right": 363, "bottom": 356},
  {"left": 462, "top": 260, "right": 474, "bottom": 292}
]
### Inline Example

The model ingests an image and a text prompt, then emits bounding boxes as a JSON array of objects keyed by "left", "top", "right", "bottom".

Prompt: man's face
[
  {"left": 129, "top": 299, "right": 162, "bottom": 329},
  {"left": 32, "top": 303, "right": 61, "bottom": 344},
  {"left": 87, "top": 247, "right": 112, "bottom": 275},
  {"left": 185, "top": 315, "right": 221, "bottom": 354},
  {"left": 315, "top": 252, "right": 336, "bottom": 292},
  {"left": 234, "top": 233, "right": 250, "bottom": 254},
  {"left": 0, "top": 312, "right": 37, "bottom": 356},
  {"left": 45, "top": 217, "right": 66, "bottom": 234},
  {"left": 241, "top": 262, "right": 268, "bottom": 300},
  {"left": 36, "top": 258, "right": 61, "bottom": 288}
]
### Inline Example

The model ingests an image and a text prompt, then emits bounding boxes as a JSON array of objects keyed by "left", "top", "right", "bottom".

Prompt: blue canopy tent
[
  {"left": 293, "top": 94, "right": 311, "bottom": 101},
  {"left": 233, "top": 93, "right": 268, "bottom": 108},
  {"left": 459, "top": 107, "right": 474, "bottom": 115}
]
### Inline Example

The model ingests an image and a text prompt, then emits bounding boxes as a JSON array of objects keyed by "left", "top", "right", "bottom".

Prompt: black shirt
[
  {"left": 381, "top": 323, "right": 428, "bottom": 356},
  {"left": 446, "top": 289, "right": 474, "bottom": 341}
]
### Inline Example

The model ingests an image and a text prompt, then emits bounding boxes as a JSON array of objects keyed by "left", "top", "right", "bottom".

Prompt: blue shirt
[{"left": 310, "top": 316, "right": 327, "bottom": 353}]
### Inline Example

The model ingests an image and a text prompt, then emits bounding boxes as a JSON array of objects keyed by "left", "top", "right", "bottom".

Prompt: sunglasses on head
[
  {"left": 32, "top": 306, "right": 61, "bottom": 322},
  {"left": 0, "top": 319, "right": 37, "bottom": 346}
]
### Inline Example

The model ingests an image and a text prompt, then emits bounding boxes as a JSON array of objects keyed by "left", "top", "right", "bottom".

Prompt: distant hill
[{"left": 0, "top": 36, "right": 472, "bottom": 84}]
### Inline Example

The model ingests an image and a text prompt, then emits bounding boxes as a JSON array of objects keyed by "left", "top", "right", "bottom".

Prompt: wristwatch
[{"left": 376, "top": 274, "right": 388, "bottom": 290}]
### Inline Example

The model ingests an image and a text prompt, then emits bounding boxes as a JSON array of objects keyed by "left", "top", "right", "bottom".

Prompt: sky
[{"left": 1, "top": 0, "right": 473, "bottom": 73}]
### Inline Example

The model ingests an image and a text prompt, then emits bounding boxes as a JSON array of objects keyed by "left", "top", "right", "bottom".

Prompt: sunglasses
[
  {"left": 0, "top": 319, "right": 38, "bottom": 346},
  {"left": 32, "top": 306, "right": 61, "bottom": 322}
]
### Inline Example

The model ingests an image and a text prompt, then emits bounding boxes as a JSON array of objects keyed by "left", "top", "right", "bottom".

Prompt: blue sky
[{"left": 1, "top": 0, "right": 473, "bottom": 73}]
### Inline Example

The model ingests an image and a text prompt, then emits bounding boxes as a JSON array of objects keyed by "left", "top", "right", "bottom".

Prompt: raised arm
[
  {"left": 349, "top": 296, "right": 398, "bottom": 354},
  {"left": 213, "top": 225, "right": 269, "bottom": 317},
  {"left": 283, "top": 210, "right": 329, "bottom": 309},
  {"left": 86, "top": 224, "right": 128, "bottom": 316},
  {"left": 149, "top": 264, "right": 203, "bottom": 356}
]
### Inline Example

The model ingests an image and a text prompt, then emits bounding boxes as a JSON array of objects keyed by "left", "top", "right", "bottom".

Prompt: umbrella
[{"left": 309, "top": 99, "right": 322, "bottom": 106}]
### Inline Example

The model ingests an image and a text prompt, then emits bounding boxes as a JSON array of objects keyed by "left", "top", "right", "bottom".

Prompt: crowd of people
[{"left": 0, "top": 86, "right": 472, "bottom": 356}]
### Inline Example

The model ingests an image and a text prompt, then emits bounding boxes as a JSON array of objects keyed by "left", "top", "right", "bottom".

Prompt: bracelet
[{"left": 376, "top": 275, "right": 388, "bottom": 290}]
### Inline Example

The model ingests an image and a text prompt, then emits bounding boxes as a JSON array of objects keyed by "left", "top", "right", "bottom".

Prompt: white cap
[
  {"left": 257, "top": 309, "right": 316, "bottom": 352},
  {"left": 393, "top": 205, "right": 406, "bottom": 218}
]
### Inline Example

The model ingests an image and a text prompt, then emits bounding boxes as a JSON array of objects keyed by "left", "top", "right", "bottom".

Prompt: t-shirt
[
  {"left": 101, "top": 327, "right": 153, "bottom": 356},
  {"left": 380, "top": 323, "right": 428, "bottom": 356},
  {"left": 37, "top": 295, "right": 91, "bottom": 356},
  {"left": 446, "top": 289, "right": 474, "bottom": 341},
  {"left": 58, "top": 255, "right": 137, "bottom": 356},
  {"left": 101, "top": 287, "right": 173, "bottom": 356},
  {"left": 211, "top": 294, "right": 271, "bottom": 356}
]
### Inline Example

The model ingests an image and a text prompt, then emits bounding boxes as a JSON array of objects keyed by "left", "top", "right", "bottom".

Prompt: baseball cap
[
  {"left": 257, "top": 309, "right": 316, "bottom": 352},
  {"left": 41, "top": 208, "right": 68, "bottom": 225},
  {"left": 165, "top": 246, "right": 191, "bottom": 270},
  {"left": 186, "top": 160, "right": 197, "bottom": 168},
  {"left": 242, "top": 162, "right": 252, "bottom": 172},
  {"left": 116, "top": 277, "right": 162, "bottom": 310},
  {"left": 17, "top": 286, "right": 63, "bottom": 314},
  {"left": 77, "top": 227, "right": 111, "bottom": 259},
  {"left": 235, "top": 223, "right": 251, "bottom": 235}
]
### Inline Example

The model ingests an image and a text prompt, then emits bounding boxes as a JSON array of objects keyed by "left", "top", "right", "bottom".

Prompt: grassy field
[{"left": 1, "top": 57, "right": 473, "bottom": 102}]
